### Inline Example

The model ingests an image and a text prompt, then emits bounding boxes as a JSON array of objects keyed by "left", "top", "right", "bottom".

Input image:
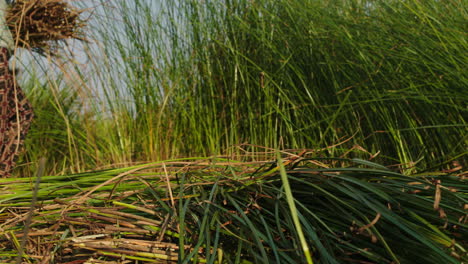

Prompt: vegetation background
[
  {"left": 13, "top": 0, "right": 466, "bottom": 176},
  {"left": 2, "top": 1, "right": 466, "bottom": 263}
]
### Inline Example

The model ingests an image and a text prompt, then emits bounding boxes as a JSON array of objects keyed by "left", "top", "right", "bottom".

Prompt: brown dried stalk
[{"left": 6, "top": 0, "right": 86, "bottom": 53}]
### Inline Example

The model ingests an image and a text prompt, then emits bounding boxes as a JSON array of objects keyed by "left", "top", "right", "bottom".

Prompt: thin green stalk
[{"left": 277, "top": 152, "right": 313, "bottom": 263}]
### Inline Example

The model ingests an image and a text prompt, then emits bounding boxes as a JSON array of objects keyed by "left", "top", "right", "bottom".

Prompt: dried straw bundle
[{"left": 6, "top": 0, "right": 86, "bottom": 53}]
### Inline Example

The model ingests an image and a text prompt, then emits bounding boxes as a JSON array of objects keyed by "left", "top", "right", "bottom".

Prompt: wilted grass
[
  {"left": 10, "top": 0, "right": 466, "bottom": 176},
  {"left": 1, "top": 151, "right": 466, "bottom": 263}
]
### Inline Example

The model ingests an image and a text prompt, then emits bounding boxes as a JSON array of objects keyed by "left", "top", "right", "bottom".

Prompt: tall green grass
[{"left": 15, "top": 0, "right": 467, "bottom": 176}]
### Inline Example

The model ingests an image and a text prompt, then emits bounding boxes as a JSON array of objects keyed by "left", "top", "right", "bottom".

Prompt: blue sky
[{"left": 16, "top": 1, "right": 163, "bottom": 88}]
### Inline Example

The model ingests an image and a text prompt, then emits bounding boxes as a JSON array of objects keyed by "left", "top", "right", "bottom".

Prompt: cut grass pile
[{"left": 1, "top": 150, "right": 466, "bottom": 263}]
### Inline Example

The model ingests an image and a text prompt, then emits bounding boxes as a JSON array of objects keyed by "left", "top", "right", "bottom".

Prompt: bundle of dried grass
[{"left": 6, "top": 0, "right": 86, "bottom": 53}]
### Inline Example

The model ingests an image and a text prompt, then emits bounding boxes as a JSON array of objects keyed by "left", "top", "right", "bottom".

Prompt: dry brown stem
[{"left": 6, "top": 0, "right": 86, "bottom": 53}]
